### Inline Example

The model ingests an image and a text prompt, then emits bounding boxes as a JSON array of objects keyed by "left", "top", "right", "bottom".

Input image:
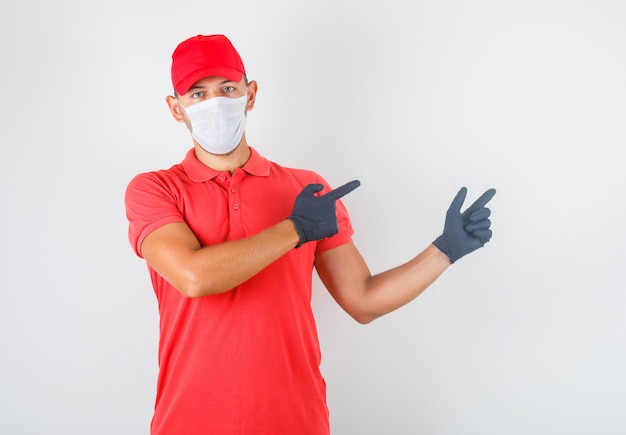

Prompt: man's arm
[
  {"left": 315, "top": 242, "right": 451, "bottom": 324},
  {"left": 316, "top": 187, "right": 496, "bottom": 324},
  {"left": 141, "top": 220, "right": 300, "bottom": 298},
  {"left": 140, "top": 180, "right": 361, "bottom": 298}
]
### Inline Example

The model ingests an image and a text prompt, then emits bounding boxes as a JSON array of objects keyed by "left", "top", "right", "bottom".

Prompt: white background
[{"left": 1, "top": 0, "right": 625, "bottom": 434}]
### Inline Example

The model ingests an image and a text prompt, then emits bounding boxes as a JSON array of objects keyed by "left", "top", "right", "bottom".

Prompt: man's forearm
[
  {"left": 184, "top": 219, "right": 301, "bottom": 297},
  {"left": 359, "top": 244, "right": 451, "bottom": 322}
]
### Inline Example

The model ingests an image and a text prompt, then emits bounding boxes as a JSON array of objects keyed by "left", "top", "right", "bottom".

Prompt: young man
[{"left": 125, "top": 34, "right": 496, "bottom": 435}]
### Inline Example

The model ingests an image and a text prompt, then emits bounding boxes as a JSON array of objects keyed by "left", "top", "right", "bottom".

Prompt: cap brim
[{"left": 175, "top": 66, "right": 244, "bottom": 94}]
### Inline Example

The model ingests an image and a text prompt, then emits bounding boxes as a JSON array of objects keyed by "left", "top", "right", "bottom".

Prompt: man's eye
[
  {"left": 192, "top": 92, "right": 204, "bottom": 98},
  {"left": 223, "top": 86, "right": 235, "bottom": 93}
]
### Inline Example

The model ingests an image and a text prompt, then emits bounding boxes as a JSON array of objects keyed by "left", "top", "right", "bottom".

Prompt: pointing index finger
[
  {"left": 465, "top": 188, "right": 496, "bottom": 214},
  {"left": 324, "top": 180, "right": 361, "bottom": 201}
]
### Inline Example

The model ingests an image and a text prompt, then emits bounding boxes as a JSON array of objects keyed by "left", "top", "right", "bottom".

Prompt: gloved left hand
[{"left": 433, "top": 187, "right": 496, "bottom": 263}]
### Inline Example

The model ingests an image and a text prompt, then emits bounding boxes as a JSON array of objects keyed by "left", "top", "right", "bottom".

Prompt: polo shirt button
[
  {"left": 233, "top": 204, "right": 240, "bottom": 210},
  {"left": 219, "top": 175, "right": 227, "bottom": 181},
  {"left": 231, "top": 188, "right": 237, "bottom": 193}
]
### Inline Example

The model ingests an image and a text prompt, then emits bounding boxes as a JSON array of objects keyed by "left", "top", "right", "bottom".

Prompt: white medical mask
[{"left": 181, "top": 94, "right": 248, "bottom": 155}]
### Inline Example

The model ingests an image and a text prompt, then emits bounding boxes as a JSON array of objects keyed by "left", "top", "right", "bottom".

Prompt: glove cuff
[
  {"left": 288, "top": 217, "right": 307, "bottom": 248},
  {"left": 433, "top": 234, "right": 458, "bottom": 264}
]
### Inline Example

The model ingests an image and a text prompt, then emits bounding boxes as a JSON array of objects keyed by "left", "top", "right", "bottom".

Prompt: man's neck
[{"left": 193, "top": 139, "right": 251, "bottom": 174}]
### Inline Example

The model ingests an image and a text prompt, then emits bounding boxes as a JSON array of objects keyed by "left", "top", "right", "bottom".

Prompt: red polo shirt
[{"left": 125, "top": 147, "right": 353, "bottom": 435}]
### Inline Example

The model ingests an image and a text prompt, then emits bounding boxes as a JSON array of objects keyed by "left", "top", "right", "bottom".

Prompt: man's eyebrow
[
  {"left": 187, "top": 79, "right": 238, "bottom": 92},
  {"left": 187, "top": 80, "right": 237, "bottom": 92}
]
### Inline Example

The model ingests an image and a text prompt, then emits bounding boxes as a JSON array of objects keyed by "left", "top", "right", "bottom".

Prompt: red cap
[{"left": 171, "top": 34, "right": 246, "bottom": 95}]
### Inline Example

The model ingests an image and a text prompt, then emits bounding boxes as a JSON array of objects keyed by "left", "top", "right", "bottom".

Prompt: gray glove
[
  {"left": 433, "top": 187, "right": 496, "bottom": 263},
  {"left": 289, "top": 180, "right": 361, "bottom": 248}
]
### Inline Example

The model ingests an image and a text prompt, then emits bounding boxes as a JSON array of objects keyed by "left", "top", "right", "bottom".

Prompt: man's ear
[
  {"left": 245, "top": 80, "right": 258, "bottom": 112},
  {"left": 166, "top": 95, "right": 185, "bottom": 122}
]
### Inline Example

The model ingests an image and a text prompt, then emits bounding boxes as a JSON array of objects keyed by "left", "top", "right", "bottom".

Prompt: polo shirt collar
[{"left": 181, "top": 147, "right": 270, "bottom": 182}]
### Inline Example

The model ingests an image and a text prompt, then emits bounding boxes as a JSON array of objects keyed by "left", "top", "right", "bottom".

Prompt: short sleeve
[{"left": 124, "top": 172, "right": 186, "bottom": 258}]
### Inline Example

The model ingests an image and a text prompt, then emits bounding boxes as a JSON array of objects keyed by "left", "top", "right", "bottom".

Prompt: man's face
[{"left": 166, "top": 75, "right": 255, "bottom": 129}]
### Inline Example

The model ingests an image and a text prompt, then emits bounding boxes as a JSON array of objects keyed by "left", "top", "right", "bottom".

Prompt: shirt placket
[{"left": 228, "top": 170, "right": 245, "bottom": 239}]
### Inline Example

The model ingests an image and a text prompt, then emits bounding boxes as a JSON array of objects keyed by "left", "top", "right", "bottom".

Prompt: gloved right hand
[
  {"left": 289, "top": 180, "right": 361, "bottom": 248},
  {"left": 433, "top": 187, "right": 496, "bottom": 263}
]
